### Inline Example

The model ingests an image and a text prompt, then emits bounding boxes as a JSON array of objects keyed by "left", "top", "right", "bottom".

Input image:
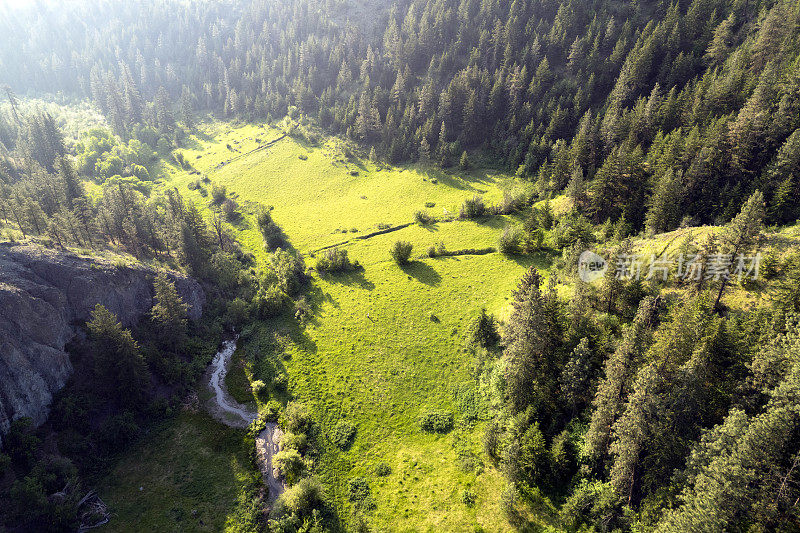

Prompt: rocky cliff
[{"left": 0, "top": 244, "right": 204, "bottom": 445}]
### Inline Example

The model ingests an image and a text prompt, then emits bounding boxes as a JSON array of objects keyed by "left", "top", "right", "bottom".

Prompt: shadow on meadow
[
  {"left": 401, "top": 260, "right": 442, "bottom": 286},
  {"left": 316, "top": 267, "right": 375, "bottom": 291}
]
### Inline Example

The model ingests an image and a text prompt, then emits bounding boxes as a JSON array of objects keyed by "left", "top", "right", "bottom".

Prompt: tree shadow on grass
[
  {"left": 317, "top": 267, "right": 375, "bottom": 290},
  {"left": 401, "top": 260, "right": 442, "bottom": 286},
  {"left": 473, "top": 215, "right": 507, "bottom": 229},
  {"left": 506, "top": 250, "right": 556, "bottom": 269}
]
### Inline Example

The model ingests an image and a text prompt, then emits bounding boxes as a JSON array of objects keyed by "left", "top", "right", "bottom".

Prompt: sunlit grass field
[{"left": 159, "top": 122, "right": 543, "bottom": 530}]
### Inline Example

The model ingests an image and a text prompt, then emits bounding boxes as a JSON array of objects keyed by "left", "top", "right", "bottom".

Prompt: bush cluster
[
  {"left": 418, "top": 410, "right": 454, "bottom": 433},
  {"left": 315, "top": 247, "right": 357, "bottom": 273},
  {"left": 330, "top": 421, "right": 357, "bottom": 450}
]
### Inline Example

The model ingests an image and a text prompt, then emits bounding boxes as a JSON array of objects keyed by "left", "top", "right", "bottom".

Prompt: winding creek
[{"left": 206, "top": 336, "right": 285, "bottom": 501}]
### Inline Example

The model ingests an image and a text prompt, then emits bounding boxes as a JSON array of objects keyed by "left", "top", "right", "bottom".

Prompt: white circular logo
[{"left": 578, "top": 250, "right": 607, "bottom": 282}]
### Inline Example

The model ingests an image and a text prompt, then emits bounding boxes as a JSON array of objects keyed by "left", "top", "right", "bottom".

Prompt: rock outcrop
[{"left": 0, "top": 243, "right": 204, "bottom": 445}]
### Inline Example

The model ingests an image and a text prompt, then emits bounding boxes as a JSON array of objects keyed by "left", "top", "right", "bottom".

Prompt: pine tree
[
  {"left": 179, "top": 86, "right": 195, "bottom": 130},
  {"left": 151, "top": 272, "right": 189, "bottom": 348},
  {"left": 86, "top": 304, "right": 147, "bottom": 405},
  {"left": 560, "top": 337, "right": 593, "bottom": 413},
  {"left": 459, "top": 151, "right": 471, "bottom": 170},
  {"left": 583, "top": 297, "right": 657, "bottom": 464},
  {"left": 645, "top": 169, "right": 683, "bottom": 235},
  {"left": 713, "top": 191, "right": 765, "bottom": 311}
]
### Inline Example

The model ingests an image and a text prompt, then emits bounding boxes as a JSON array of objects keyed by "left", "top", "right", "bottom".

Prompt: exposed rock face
[{"left": 0, "top": 244, "right": 204, "bottom": 445}]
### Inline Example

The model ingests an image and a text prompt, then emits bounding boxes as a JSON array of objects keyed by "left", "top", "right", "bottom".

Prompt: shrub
[
  {"left": 418, "top": 410, "right": 454, "bottom": 433},
  {"left": 552, "top": 213, "right": 595, "bottom": 248},
  {"left": 281, "top": 432, "right": 308, "bottom": 453},
  {"left": 294, "top": 297, "right": 311, "bottom": 323},
  {"left": 425, "top": 201, "right": 436, "bottom": 208},
  {"left": 459, "top": 196, "right": 486, "bottom": 219},
  {"left": 373, "top": 462, "right": 391, "bottom": 476},
  {"left": 390, "top": 240, "right": 413, "bottom": 265},
  {"left": 222, "top": 198, "right": 240, "bottom": 221},
  {"left": 98, "top": 411, "right": 140, "bottom": 451},
  {"left": 276, "top": 477, "right": 326, "bottom": 520},
  {"left": 257, "top": 208, "right": 285, "bottom": 250},
  {"left": 330, "top": 421, "right": 357, "bottom": 450},
  {"left": 272, "top": 373, "right": 288, "bottom": 391},
  {"left": 223, "top": 297, "right": 248, "bottom": 329},
  {"left": 414, "top": 210, "right": 436, "bottom": 225},
  {"left": 254, "top": 284, "right": 287, "bottom": 318},
  {"left": 316, "top": 247, "right": 356, "bottom": 273},
  {"left": 211, "top": 184, "right": 227, "bottom": 204},
  {"left": 347, "top": 477, "right": 371, "bottom": 504},
  {"left": 281, "top": 402, "right": 311, "bottom": 433},
  {"left": 269, "top": 248, "right": 306, "bottom": 296},
  {"left": 274, "top": 448, "right": 305, "bottom": 484},
  {"left": 251, "top": 380, "right": 266, "bottom": 396},
  {"left": 461, "top": 489, "right": 476, "bottom": 507},
  {"left": 497, "top": 191, "right": 525, "bottom": 214},
  {"left": 498, "top": 225, "right": 523, "bottom": 255}
]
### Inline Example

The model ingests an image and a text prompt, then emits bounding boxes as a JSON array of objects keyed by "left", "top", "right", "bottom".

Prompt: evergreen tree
[
  {"left": 151, "top": 272, "right": 189, "bottom": 348},
  {"left": 86, "top": 304, "right": 147, "bottom": 405}
]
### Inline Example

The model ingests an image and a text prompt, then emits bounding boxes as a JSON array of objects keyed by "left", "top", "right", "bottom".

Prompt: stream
[{"left": 206, "top": 336, "right": 285, "bottom": 501}]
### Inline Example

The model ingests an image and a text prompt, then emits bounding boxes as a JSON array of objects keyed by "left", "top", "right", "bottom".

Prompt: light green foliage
[
  {"left": 274, "top": 448, "right": 305, "bottom": 485},
  {"left": 330, "top": 421, "right": 356, "bottom": 449},
  {"left": 152, "top": 123, "right": 543, "bottom": 530}
]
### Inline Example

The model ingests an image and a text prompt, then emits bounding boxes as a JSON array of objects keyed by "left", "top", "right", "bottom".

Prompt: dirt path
[{"left": 205, "top": 337, "right": 285, "bottom": 500}]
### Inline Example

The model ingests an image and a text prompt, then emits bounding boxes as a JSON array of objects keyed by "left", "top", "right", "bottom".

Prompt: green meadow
[
  {"left": 97, "top": 412, "right": 260, "bottom": 533},
  {"left": 159, "top": 122, "right": 544, "bottom": 530}
]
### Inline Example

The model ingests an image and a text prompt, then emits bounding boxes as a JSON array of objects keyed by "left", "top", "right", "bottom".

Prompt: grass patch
[
  {"left": 152, "top": 121, "right": 542, "bottom": 531},
  {"left": 97, "top": 411, "right": 261, "bottom": 533}
]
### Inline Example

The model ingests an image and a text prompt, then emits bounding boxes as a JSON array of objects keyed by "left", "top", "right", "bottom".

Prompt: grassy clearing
[
  {"left": 157, "top": 122, "right": 541, "bottom": 530},
  {"left": 97, "top": 411, "right": 260, "bottom": 533}
]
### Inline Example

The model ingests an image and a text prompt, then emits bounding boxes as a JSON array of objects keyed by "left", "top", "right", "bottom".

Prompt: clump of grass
[{"left": 374, "top": 462, "right": 391, "bottom": 476}]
